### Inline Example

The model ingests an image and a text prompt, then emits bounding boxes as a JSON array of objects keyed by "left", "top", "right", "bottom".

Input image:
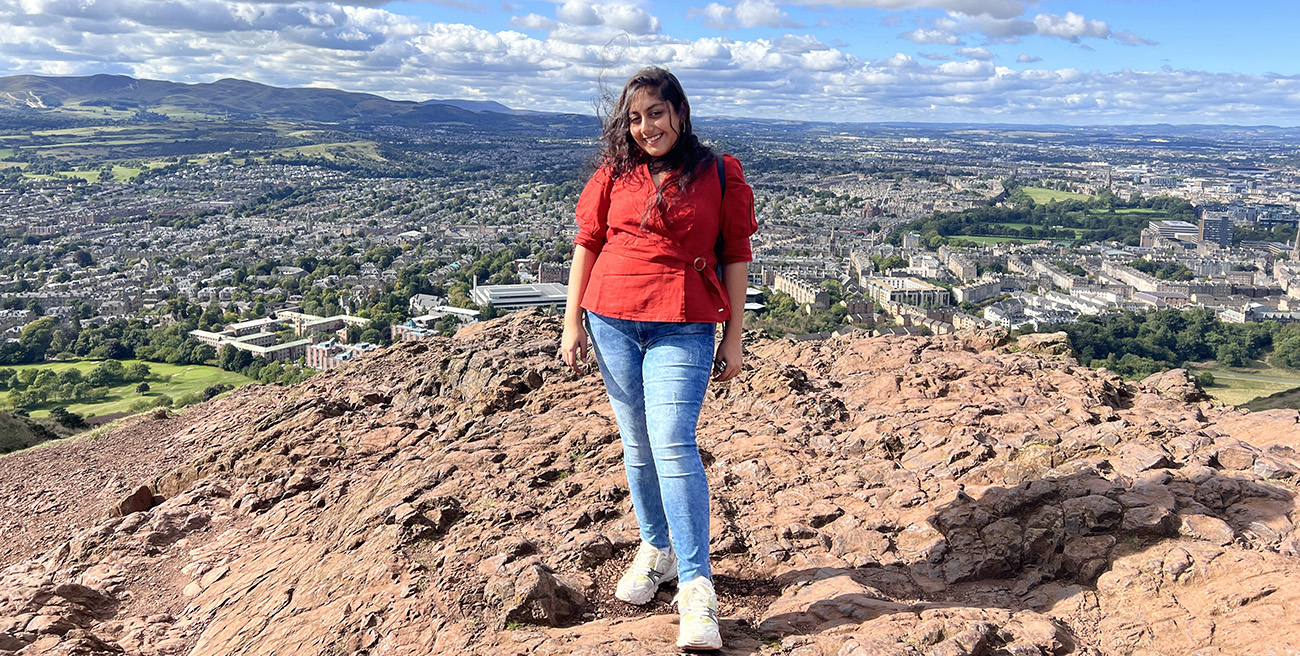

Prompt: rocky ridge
[{"left": 0, "top": 312, "right": 1298, "bottom": 655}]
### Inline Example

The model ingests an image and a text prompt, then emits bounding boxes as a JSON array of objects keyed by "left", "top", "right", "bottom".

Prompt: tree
[
  {"left": 1215, "top": 342, "right": 1248, "bottom": 368},
  {"left": 48, "top": 407, "right": 86, "bottom": 429},
  {"left": 85, "top": 367, "right": 111, "bottom": 388},
  {"left": 202, "top": 383, "right": 233, "bottom": 401},
  {"left": 57, "top": 368, "right": 83, "bottom": 386},
  {"left": 1275, "top": 333, "right": 1300, "bottom": 369},
  {"left": 88, "top": 339, "right": 132, "bottom": 360},
  {"left": 17, "top": 317, "right": 58, "bottom": 363},
  {"left": 125, "top": 362, "right": 151, "bottom": 381},
  {"left": 136, "top": 382, "right": 150, "bottom": 393}
]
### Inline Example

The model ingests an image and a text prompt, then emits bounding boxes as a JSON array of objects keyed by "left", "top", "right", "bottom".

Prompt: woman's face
[{"left": 627, "top": 89, "right": 681, "bottom": 159}]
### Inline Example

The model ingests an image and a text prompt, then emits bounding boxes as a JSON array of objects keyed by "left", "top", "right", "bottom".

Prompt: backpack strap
[
  {"left": 716, "top": 154, "right": 726, "bottom": 200},
  {"left": 714, "top": 154, "right": 726, "bottom": 266}
]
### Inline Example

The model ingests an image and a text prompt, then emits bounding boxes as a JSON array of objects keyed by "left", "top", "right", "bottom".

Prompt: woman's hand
[
  {"left": 561, "top": 320, "right": 589, "bottom": 375},
  {"left": 713, "top": 333, "right": 743, "bottom": 382}
]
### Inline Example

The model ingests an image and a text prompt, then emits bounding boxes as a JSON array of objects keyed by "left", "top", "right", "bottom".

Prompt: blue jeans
[{"left": 585, "top": 311, "right": 715, "bottom": 583}]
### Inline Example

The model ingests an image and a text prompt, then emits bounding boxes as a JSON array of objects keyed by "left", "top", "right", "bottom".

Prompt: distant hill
[
  {"left": 0, "top": 74, "right": 595, "bottom": 134},
  {"left": 424, "top": 98, "right": 530, "bottom": 115},
  {"left": 0, "top": 410, "right": 68, "bottom": 454}
]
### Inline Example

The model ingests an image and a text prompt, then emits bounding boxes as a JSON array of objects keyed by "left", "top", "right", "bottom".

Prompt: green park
[{"left": 2, "top": 359, "right": 254, "bottom": 420}]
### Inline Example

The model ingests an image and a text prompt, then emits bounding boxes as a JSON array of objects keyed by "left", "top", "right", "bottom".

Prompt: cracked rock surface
[{"left": 1, "top": 311, "right": 1298, "bottom": 655}]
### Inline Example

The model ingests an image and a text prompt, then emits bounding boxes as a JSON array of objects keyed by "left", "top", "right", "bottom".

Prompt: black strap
[
  {"left": 714, "top": 154, "right": 726, "bottom": 261},
  {"left": 716, "top": 154, "right": 726, "bottom": 199}
]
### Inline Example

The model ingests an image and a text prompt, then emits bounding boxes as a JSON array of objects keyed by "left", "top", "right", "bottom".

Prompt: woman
[{"left": 560, "top": 66, "right": 756, "bottom": 651}]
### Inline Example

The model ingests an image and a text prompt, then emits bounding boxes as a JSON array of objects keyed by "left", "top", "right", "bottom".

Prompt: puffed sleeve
[
  {"left": 574, "top": 166, "right": 612, "bottom": 254},
  {"left": 718, "top": 154, "right": 757, "bottom": 264}
]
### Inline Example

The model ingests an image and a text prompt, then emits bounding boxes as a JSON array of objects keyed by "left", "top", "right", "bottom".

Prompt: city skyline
[{"left": 2, "top": 0, "right": 1298, "bottom": 125}]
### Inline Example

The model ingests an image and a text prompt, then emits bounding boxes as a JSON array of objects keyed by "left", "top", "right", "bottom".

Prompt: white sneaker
[
  {"left": 674, "top": 577, "right": 722, "bottom": 651},
  {"left": 614, "top": 541, "right": 677, "bottom": 605}
]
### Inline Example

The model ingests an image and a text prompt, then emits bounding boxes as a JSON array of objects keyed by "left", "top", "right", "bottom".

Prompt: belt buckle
[{"left": 692, "top": 257, "right": 706, "bottom": 272}]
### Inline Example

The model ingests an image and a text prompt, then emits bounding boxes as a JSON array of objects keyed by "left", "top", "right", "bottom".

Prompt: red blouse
[{"left": 574, "top": 154, "right": 757, "bottom": 323}]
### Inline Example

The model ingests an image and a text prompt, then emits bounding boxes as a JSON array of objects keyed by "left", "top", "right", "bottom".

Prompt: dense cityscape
[{"left": 1, "top": 80, "right": 1299, "bottom": 426}]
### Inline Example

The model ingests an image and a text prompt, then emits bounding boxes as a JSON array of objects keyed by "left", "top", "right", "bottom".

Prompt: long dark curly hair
[{"left": 596, "top": 66, "right": 714, "bottom": 192}]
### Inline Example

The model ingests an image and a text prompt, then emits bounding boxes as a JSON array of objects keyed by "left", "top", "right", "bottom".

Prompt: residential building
[
  {"left": 862, "top": 276, "right": 950, "bottom": 307},
  {"left": 306, "top": 339, "right": 380, "bottom": 370}
]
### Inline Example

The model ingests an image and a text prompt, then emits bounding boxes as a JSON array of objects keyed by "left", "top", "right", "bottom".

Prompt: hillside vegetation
[{"left": 0, "top": 409, "right": 70, "bottom": 454}]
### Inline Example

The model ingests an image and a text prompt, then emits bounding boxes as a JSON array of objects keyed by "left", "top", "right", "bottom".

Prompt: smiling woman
[{"left": 560, "top": 66, "right": 758, "bottom": 652}]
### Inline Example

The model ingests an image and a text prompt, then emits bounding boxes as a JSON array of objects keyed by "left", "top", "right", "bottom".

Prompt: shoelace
[
  {"left": 673, "top": 582, "right": 716, "bottom": 620},
  {"left": 629, "top": 544, "right": 665, "bottom": 580}
]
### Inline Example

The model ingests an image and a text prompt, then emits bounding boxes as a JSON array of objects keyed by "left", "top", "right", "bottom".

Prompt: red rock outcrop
[{"left": 1, "top": 311, "right": 1298, "bottom": 655}]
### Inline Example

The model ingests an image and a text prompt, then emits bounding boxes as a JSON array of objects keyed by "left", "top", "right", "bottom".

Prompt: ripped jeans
[{"left": 586, "top": 311, "right": 715, "bottom": 583}]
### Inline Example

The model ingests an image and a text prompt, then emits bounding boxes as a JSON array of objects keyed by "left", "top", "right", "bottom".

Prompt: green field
[
  {"left": 274, "top": 141, "right": 384, "bottom": 161},
  {"left": 54, "top": 103, "right": 137, "bottom": 119},
  {"left": 1021, "top": 187, "right": 1098, "bottom": 203},
  {"left": 2, "top": 119, "right": 382, "bottom": 174},
  {"left": 43, "top": 165, "right": 146, "bottom": 183},
  {"left": 1192, "top": 360, "right": 1300, "bottom": 407},
  {"left": 22, "top": 137, "right": 181, "bottom": 150},
  {"left": 152, "top": 105, "right": 222, "bottom": 120},
  {"left": 7, "top": 360, "right": 255, "bottom": 419},
  {"left": 31, "top": 125, "right": 142, "bottom": 137},
  {"left": 951, "top": 235, "right": 1051, "bottom": 245},
  {"left": 22, "top": 165, "right": 146, "bottom": 183},
  {"left": 1246, "top": 387, "right": 1300, "bottom": 411}
]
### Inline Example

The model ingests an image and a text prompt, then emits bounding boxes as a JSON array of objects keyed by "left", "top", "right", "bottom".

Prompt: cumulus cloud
[
  {"left": 688, "top": 0, "right": 803, "bottom": 30},
  {"left": 900, "top": 28, "right": 960, "bottom": 45},
  {"left": 806, "top": 0, "right": 1025, "bottom": 20},
  {"left": 1032, "top": 12, "right": 1109, "bottom": 42},
  {"left": 885, "top": 7, "right": 1125, "bottom": 45},
  {"left": 509, "top": 13, "right": 559, "bottom": 30},
  {"left": 1016, "top": 53, "right": 1040, "bottom": 63},
  {"left": 552, "top": 0, "right": 658, "bottom": 34},
  {"left": 956, "top": 46, "right": 992, "bottom": 60},
  {"left": 1, "top": 0, "right": 1297, "bottom": 124}
]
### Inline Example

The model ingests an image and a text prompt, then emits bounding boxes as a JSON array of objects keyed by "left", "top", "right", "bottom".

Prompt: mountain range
[{"left": 0, "top": 74, "right": 594, "bottom": 132}]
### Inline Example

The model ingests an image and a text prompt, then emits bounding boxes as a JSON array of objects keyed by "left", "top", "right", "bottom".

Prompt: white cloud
[
  {"left": 735, "top": 0, "right": 803, "bottom": 28},
  {"left": 889, "top": 9, "right": 1124, "bottom": 45},
  {"left": 802, "top": 0, "right": 1025, "bottom": 20},
  {"left": 956, "top": 46, "right": 992, "bottom": 60},
  {"left": 1016, "top": 53, "right": 1040, "bottom": 63},
  {"left": 2, "top": 0, "right": 1298, "bottom": 124},
  {"left": 900, "top": 28, "right": 960, "bottom": 45},
  {"left": 509, "top": 13, "right": 559, "bottom": 31},
  {"left": 688, "top": 0, "right": 802, "bottom": 30},
  {"left": 1032, "top": 12, "right": 1109, "bottom": 42},
  {"left": 917, "top": 51, "right": 950, "bottom": 60},
  {"left": 556, "top": 0, "right": 601, "bottom": 26}
]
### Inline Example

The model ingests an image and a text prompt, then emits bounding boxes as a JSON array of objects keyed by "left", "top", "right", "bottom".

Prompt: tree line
[
  {"left": 1035, "top": 308, "right": 1299, "bottom": 379},
  {"left": 0, "top": 359, "right": 150, "bottom": 410},
  {"left": 892, "top": 184, "right": 1197, "bottom": 248}
]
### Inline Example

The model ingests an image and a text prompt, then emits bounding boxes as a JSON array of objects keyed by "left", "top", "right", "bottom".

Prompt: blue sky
[{"left": 2, "top": 0, "right": 1298, "bottom": 125}]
